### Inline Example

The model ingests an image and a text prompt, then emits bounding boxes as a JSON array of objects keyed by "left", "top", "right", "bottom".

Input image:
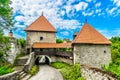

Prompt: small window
[
  {"left": 104, "top": 50, "right": 106, "bottom": 53},
  {"left": 40, "top": 36, "right": 43, "bottom": 41},
  {"left": 40, "top": 49, "right": 43, "bottom": 52}
]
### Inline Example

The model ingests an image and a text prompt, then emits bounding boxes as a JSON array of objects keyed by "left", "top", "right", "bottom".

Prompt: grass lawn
[
  {"left": 0, "top": 59, "right": 14, "bottom": 76},
  {"left": 0, "top": 66, "right": 14, "bottom": 76},
  {"left": 51, "top": 61, "right": 85, "bottom": 80}
]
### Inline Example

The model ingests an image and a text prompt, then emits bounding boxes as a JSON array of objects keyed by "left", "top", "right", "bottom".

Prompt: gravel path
[{"left": 29, "top": 65, "right": 63, "bottom": 80}]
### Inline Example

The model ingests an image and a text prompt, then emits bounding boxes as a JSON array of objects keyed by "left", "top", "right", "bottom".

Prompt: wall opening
[{"left": 40, "top": 36, "right": 43, "bottom": 41}]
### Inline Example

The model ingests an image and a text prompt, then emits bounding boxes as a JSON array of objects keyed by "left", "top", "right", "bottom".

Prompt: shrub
[
  {"left": 102, "top": 63, "right": 120, "bottom": 79},
  {"left": 0, "top": 66, "right": 14, "bottom": 75},
  {"left": 29, "top": 65, "right": 38, "bottom": 75},
  {"left": 51, "top": 62, "right": 85, "bottom": 80}
]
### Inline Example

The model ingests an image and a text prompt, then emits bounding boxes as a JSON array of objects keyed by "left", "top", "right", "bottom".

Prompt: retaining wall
[
  {"left": 81, "top": 65, "right": 119, "bottom": 80},
  {"left": 0, "top": 71, "right": 20, "bottom": 80}
]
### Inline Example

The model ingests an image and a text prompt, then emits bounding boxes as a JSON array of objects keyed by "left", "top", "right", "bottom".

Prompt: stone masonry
[
  {"left": 73, "top": 44, "right": 111, "bottom": 68},
  {"left": 81, "top": 65, "right": 119, "bottom": 80},
  {"left": 26, "top": 31, "right": 56, "bottom": 47}
]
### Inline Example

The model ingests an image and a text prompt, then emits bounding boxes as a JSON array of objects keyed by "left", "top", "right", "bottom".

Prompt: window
[
  {"left": 104, "top": 50, "right": 106, "bottom": 53},
  {"left": 40, "top": 36, "right": 43, "bottom": 41},
  {"left": 40, "top": 49, "right": 43, "bottom": 52}
]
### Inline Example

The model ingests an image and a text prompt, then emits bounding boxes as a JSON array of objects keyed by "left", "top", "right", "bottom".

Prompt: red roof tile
[
  {"left": 73, "top": 23, "right": 111, "bottom": 44},
  {"left": 25, "top": 15, "right": 57, "bottom": 32},
  {"left": 33, "top": 42, "right": 72, "bottom": 48}
]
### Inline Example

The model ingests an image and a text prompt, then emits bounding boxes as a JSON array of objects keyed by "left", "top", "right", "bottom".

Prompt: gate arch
[{"left": 35, "top": 55, "right": 52, "bottom": 65}]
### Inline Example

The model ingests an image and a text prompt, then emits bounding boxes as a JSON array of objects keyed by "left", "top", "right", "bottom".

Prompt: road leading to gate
[{"left": 29, "top": 65, "right": 63, "bottom": 80}]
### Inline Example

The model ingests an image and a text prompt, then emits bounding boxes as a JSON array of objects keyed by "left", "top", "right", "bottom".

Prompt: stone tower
[
  {"left": 25, "top": 15, "right": 57, "bottom": 53},
  {"left": 73, "top": 23, "right": 111, "bottom": 68}
]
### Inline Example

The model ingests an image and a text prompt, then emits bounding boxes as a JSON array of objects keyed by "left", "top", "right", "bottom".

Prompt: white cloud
[
  {"left": 60, "top": 31, "right": 69, "bottom": 36},
  {"left": 15, "top": 15, "right": 25, "bottom": 22},
  {"left": 75, "top": 2, "right": 88, "bottom": 11},
  {"left": 96, "top": 9, "right": 102, "bottom": 13},
  {"left": 95, "top": 2, "right": 101, "bottom": 8},
  {"left": 113, "top": 0, "right": 120, "bottom": 7},
  {"left": 108, "top": 7, "right": 117, "bottom": 15},
  {"left": 82, "top": 10, "right": 94, "bottom": 16},
  {"left": 85, "top": 0, "right": 92, "bottom": 2},
  {"left": 11, "top": 0, "right": 81, "bottom": 30}
]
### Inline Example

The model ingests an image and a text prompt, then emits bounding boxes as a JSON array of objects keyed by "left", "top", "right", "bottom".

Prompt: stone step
[
  {"left": 19, "top": 71, "right": 24, "bottom": 76},
  {"left": 20, "top": 72, "right": 27, "bottom": 79},
  {"left": 15, "top": 55, "right": 29, "bottom": 66},
  {"left": 21, "top": 74, "right": 31, "bottom": 80}
]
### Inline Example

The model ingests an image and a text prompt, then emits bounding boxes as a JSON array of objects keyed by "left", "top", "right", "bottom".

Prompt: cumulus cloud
[
  {"left": 75, "top": 2, "right": 88, "bottom": 11},
  {"left": 10, "top": 0, "right": 120, "bottom": 38},
  {"left": 108, "top": 7, "right": 117, "bottom": 15},
  {"left": 11, "top": 0, "right": 81, "bottom": 30},
  {"left": 95, "top": 2, "right": 101, "bottom": 8},
  {"left": 113, "top": 0, "right": 120, "bottom": 7},
  {"left": 60, "top": 31, "right": 69, "bottom": 36}
]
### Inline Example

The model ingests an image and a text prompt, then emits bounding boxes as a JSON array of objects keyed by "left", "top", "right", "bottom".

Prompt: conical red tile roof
[
  {"left": 25, "top": 15, "right": 57, "bottom": 32},
  {"left": 73, "top": 23, "right": 111, "bottom": 44}
]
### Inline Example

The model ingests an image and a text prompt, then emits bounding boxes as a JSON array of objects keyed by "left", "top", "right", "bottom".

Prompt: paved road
[{"left": 29, "top": 65, "right": 63, "bottom": 80}]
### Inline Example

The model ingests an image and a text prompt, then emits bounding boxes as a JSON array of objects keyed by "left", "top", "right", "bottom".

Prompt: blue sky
[{"left": 8, "top": 0, "right": 120, "bottom": 40}]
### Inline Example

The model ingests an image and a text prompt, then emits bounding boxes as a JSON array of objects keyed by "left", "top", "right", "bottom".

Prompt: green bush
[
  {"left": 102, "top": 36, "right": 120, "bottom": 79},
  {"left": 51, "top": 62, "right": 85, "bottom": 80},
  {"left": 29, "top": 65, "right": 38, "bottom": 75},
  {"left": 102, "top": 63, "right": 120, "bottom": 79},
  {"left": 0, "top": 66, "right": 14, "bottom": 75}
]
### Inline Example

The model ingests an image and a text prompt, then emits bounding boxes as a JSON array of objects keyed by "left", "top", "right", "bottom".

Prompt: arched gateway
[{"left": 35, "top": 55, "right": 52, "bottom": 65}]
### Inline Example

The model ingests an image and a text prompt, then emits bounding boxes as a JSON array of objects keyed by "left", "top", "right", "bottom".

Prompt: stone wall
[
  {"left": 26, "top": 31, "right": 56, "bottom": 47},
  {"left": 81, "top": 65, "right": 119, "bottom": 80},
  {"left": 5, "top": 38, "right": 20, "bottom": 64},
  {"left": 51, "top": 56, "right": 73, "bottom": 65},
  {"left": 73, "top": 44, "right": 111, "bottom": 68},
  {"left": 24, "top": 52, "right": 35, "bottom": 73},
  {"left": 0, "top": 71, "right": 20, "bottom": 80}
]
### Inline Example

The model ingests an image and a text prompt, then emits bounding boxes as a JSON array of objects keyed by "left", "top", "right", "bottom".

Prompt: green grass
[
  {"left": 29, "top": 65, "right": 39, "bottom": 75},
  {"left": 0, "top": 66, "right": 14, "bottom": 76},
  {"left": 51, "top": 61, "right": 71, "bottom": 69},
  {"left": 51, "top": 62, "right": 85, "bottom": 80}
]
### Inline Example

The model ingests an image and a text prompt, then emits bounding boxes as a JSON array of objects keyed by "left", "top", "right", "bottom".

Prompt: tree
[
  {"left": 0, "top": 30, "right": 10, "bottom": 62},
  {"left": 56, "top": 38, "right": 63, "bottom": 43},
  {"left": 17, "top": 38, "right": 26, "bottom": 48},
  {"left": 0, "top": 0, "right": 13, "bottom": 30},
  {"left": 109, "top": 36, "right": 120, "bottom": 64}
]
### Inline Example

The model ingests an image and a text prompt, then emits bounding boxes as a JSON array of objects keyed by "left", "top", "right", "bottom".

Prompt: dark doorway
[
  {"left": 35, "top": 56, "right": 50, "bottom": 65},
  {"left": 45, "top": 56, "right": 50, "bottom": 65},
  {"left": 35, "top": 57, "right": 40, "bottom": 65}
]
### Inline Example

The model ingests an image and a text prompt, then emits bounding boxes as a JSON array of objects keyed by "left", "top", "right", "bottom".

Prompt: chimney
[{"left": 8, "top": 30, "right": 13, "bottom": 37}]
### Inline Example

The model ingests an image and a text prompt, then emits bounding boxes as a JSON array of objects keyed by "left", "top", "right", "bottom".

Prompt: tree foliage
[
  {"left": 103, "top": 36, "right": 120, "bottom": 79},
  {"left": 0, "top": 0, "right": 13, "bottom": 30},
  {"left": 17, "top": 38, "right": 26, "bottom": 48},
  {"left": 0, "top": 30, "right": 10, "bottom": 62},
  {"left": 110, "top": 36, "right": 120, "bottom": 64},
  {"left": 56, "top": 38, "right": 63, "bottom": 43}
]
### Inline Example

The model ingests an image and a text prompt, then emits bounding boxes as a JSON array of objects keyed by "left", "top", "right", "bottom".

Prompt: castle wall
[
  {"left": 26, "top": 31, "right": 56, "bottom": 47},
  {"left": 73, "top": 44, "right": 111, "bottom": 68}
]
